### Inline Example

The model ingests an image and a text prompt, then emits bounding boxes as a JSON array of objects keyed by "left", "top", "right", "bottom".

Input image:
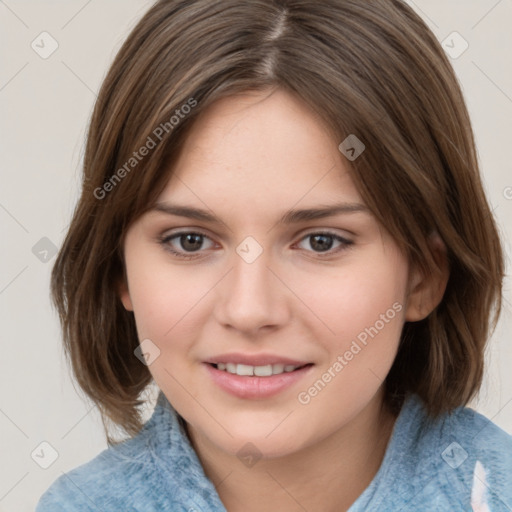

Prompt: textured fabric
[{"left": 36, "top": 391, "right": 512, "bottom": 511}]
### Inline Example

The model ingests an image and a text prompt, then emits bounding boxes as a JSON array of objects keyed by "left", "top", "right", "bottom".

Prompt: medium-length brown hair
[{"left": 51, "top": 0, "right": 504, "bottom": 444}]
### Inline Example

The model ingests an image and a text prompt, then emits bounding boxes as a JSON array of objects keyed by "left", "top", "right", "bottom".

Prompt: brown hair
[{"left": 51, "top": 0, "right": 504, "bottom": 444}]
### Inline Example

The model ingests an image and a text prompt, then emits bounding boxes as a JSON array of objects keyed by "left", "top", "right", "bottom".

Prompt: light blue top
[{"left": 36, "top": 390, "right": 512, "bottom": 511}]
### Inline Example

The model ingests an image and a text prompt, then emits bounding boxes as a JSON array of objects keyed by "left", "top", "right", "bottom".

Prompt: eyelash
[{"left": 158, "top": 230, "right": 354, "bottom": 260}]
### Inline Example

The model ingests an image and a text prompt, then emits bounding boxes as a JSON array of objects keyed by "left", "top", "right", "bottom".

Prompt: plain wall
[{"left": 0, "top": 1, "right": 511, "bottom": 510}]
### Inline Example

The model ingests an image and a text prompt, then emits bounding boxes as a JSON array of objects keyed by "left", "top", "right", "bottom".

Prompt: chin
[{"left": 204, "top": 420, "right": 314, "bottom": 460}]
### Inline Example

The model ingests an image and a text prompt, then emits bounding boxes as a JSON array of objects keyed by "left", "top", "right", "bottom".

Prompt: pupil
[
  {"left": 181, "top": 234, "right": 202, "bottom": 252},
  {"left": 311, "top": 234, "right": 332, "bottom": 252}
]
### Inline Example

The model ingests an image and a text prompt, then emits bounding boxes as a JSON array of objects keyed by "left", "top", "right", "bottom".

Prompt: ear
[
  {"left": 118, "top": 275, "right": 134, "bottom": 312},
  {"left": 404, "top": 232, "right": 449, "bottom": 322}
]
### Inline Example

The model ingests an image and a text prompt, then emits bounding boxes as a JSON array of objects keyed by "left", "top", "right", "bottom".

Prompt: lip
[
  {"left": 203, "top": 361, "right": 314, "bottom": 399},
  {"left": 203, "top": 352, "right": 311, "bottom": 366}
]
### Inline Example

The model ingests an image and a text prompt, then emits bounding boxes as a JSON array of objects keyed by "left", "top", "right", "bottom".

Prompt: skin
[{"left": 119, "top": 88, "right": 448, "bottom": 511}]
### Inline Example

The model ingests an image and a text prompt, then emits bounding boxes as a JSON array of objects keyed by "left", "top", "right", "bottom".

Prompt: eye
[
  {"left": 158, "top": 230, "right": 354, "bottom": 261},
  {"left": 159, "top": 231, "right": 215, "bottom": 260},
  {"left": 295, "top": 232, "right": 353, "bottom": 256}
]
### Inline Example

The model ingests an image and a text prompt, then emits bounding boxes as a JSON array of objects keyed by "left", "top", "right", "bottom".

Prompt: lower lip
[{"left": 204, "top": 363, "right": 313, "bottom": 399}]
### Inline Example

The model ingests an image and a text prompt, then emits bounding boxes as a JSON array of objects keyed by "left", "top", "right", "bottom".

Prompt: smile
[{"left": 204, "top": 362, "right": 314, "bottom": 399}]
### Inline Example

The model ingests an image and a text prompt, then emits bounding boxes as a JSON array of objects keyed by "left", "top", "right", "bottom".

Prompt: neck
[{"left": 186, "top": 389, "right": 398, "bottom": 512}]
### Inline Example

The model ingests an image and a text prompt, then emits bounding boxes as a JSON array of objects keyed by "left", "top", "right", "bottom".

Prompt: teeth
[
  {"left": 236, "top": 364, "right": 254, "bottom": 376},
  {"left": 272, "top": 363, "right": 284, "bottom": 374},
  {"left": 254, "top": 365, "right": 272, "bottom": 377},
  {"left": 215, "top": 362, "right": 302, "bottom": 376}
]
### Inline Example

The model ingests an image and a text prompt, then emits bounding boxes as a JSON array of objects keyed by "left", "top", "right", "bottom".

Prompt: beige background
[{"left": 0, "top": 1, "right": 511, "bottom": 510}]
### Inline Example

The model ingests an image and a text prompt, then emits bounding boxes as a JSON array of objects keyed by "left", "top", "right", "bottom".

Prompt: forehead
[{"left": 156, "top": 89, "right": 362, "bottom": 215}]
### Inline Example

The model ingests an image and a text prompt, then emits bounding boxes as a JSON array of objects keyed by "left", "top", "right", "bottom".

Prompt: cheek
[
  {"left": 299, "top": 262, "right": 405, "bottom": 330},
  {"left": 292, "top": 267, "right": 406, "bottom": 419},
  {"left": 127, "top": 257, "right": 214, "bottom": 343},
  {"left": 291, "top": 253, "right": 408, "bottom": 367},
  {"left": 126, "top": 263, "right": 213, "bottom": 399}
]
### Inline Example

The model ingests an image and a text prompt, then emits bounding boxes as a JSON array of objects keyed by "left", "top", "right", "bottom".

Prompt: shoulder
[
  {"left": 36, "top": 392, "right": 223, "bottom": 512},
  {"left": 390, "top": 395, "right": 512, "bottom": 510},
  {"left": 35, "top": 430, "right": 156, "bottom": 511},
  {"left": 442, "top": 401, "right": 512, "bottom": 458},
  {"left": 436, "top": 402, "right": 512, "bottom": 508}
]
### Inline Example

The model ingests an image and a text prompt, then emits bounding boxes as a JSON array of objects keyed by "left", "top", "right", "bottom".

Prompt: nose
[{"left": 214, "top": 247, "right": 290, "bottom": 336}]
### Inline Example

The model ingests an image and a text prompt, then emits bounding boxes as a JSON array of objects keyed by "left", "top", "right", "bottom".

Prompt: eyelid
[
  {"left": 159, "top": 229, "right": 216, "bottom": 249},
  {"left": 296, "top": 227, "right": 354, "bottom": 240}
]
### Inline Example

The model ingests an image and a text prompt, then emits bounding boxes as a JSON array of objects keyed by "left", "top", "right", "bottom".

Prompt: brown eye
[
  {"left": 296, "top": 232, "right": 353, "bottom": 255},
  {"left": 177, "top": 233, "right": 204, "bottom": 252},
  {"left": 309, "top": 234, "right": 335, "bottom": 252},
  {"left": 160, "top": 231, "right": 215, "bottom": 259}
]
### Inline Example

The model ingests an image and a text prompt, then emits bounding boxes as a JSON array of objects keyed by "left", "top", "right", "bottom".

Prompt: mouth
[{"left": 203, "top": 358, "right": 314, "bottom": 399}]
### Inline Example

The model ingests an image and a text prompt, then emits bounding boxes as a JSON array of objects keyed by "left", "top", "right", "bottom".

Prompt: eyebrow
[{"left": 151, "top": 201, "right": 369, "bottom": 225}]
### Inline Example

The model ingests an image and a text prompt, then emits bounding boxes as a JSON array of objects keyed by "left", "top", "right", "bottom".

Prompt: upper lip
[{"left": 204, "top": 353, "right": 312, "bottom": 367}]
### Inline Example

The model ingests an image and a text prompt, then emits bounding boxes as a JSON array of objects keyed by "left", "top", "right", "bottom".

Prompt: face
[{"left": 120, "top": 88, "right": 418, "bottom": 459}]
